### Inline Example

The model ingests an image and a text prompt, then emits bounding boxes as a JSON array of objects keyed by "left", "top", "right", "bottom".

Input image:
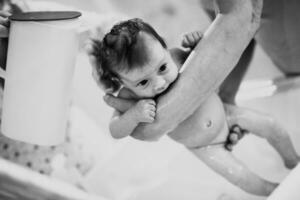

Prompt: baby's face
[{"left": 119, "top": 33, "right": 179, "bottom": 98}]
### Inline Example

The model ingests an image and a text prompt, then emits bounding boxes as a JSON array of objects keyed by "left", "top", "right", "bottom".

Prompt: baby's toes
[
  {"left": 149, "top": 110, "right": 156, "bottom": 118},
  {"left": 145, "top": 116, "right": 155, "bottom": 123},
  {"left": 229, "top": 133, "right": 239, "bottom": 144}
]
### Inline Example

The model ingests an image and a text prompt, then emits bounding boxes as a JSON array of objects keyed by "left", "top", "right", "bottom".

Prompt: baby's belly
[{"left": 168, "top": 93, "right": 228, "bottom": 148}]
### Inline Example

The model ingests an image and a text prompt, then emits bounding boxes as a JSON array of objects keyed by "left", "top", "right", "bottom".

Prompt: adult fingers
[
  {"left": 0, "top": 25, "right": 9, "bottom": 38},
  {"left": 0, "top": 11, "right": 10, "bottom": 38},
  {"left": 0, "top": 11, "right": 11, "bottom": 18},
  {"left": 0, "top": 11, "right": 11, "bottom": 27},
  {"left": 0, "top": 18, "right": 9, "bottom": 27}
]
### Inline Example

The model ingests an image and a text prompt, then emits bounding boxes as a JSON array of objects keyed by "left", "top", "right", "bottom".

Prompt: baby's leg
[
  {"left": 225, "top": 104, "right": 300, "bottom": 169},
  {"left": 188, "top": 145, "right": 278, "bottom": 196}
]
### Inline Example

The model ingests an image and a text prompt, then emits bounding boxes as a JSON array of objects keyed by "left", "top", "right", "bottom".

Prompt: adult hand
[{"left": 0, "top": 11, "right": 10, "bottom": 38}]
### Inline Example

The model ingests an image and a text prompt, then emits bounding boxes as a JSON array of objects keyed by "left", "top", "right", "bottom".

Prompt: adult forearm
[
  {"left": 219, "top": 39, "right": 256, "bottom": 103},
  {"left": 131, "top": 0, "right": 263, "bottom": 141}
]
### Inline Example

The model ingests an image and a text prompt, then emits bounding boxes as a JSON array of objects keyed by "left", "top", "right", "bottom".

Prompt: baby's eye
[
  {"left": 138, "top": 80, "right": 148, "bottom": 87},
  {"left": 159, "top": 64, "right": 167, "bottom": 72}
]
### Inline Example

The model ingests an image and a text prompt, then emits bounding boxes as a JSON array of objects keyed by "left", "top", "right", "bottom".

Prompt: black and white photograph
[{"left": 0, "top": 0, "right": 300, "bottom": 199}]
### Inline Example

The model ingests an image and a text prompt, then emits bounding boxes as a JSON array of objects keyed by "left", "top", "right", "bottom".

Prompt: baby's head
[{"left": 91, "top": 18, "right": 179, "bottom": 98}]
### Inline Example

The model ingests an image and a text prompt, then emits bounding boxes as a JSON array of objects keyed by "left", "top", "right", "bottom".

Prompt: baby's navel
[{"left": 205, "top": 119, "right": 212, "bottom": 128}]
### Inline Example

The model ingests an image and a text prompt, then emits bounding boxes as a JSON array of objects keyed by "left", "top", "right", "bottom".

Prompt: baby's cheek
[{"left": 167, "top": 71, "right": 178, "bottom": 84}]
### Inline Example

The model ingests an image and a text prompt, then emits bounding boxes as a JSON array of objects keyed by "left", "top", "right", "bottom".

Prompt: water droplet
[
  {"left": 209, "top": 156, "right": 215, "bottom": 161},
  {"left": 228, "top": 169, "right": 234, "bottom": 174}
]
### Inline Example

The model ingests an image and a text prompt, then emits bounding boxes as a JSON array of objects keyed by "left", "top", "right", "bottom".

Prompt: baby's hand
[
  {"left": 181, "top": 31, "right": 203, "bottom": 49},
  {"left": 133, "top": 99, "right": 156, "bottom": 123}
]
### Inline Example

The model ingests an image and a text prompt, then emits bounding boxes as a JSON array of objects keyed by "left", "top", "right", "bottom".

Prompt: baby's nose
[{"left": 155, "top": 78, "right": 167, "bottom": 92}]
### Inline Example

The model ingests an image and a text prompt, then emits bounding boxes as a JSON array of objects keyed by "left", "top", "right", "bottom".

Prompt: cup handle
[{"left": 0, "top": 66, "right": 6, "bottom": 79}]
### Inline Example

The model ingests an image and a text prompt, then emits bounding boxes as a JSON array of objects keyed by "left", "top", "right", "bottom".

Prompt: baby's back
[{"left": 168, "top": 92, "right": 229, "bottom": 148}]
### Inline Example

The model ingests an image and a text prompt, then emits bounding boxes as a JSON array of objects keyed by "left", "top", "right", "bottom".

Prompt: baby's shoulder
[{"left": 169, "top": 47, "right": 191, "bottom": 67}]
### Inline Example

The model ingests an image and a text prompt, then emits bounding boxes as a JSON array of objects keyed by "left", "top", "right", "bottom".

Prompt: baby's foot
[
  {"left": 284, "top": 156, "right": 300, "bottom": 169},
  {"left": 224, "top": 124, "right": 248, "bottom": 151}
]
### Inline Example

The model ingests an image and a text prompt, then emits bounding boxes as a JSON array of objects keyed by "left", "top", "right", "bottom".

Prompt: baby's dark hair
[{"left": 90, "top": 18, "right": 167, "bottom": 93}]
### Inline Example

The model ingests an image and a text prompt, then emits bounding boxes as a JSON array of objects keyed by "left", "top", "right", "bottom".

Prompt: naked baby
[{"left": 90, "top": 18, "right": 299, "bottom": 196}]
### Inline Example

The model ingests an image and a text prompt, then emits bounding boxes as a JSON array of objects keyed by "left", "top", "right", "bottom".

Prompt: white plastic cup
[{"left": 0, "top": 11, "right": 81, "bottom": 145}]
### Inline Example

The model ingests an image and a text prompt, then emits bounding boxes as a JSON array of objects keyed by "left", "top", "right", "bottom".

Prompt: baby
[{"left": 90, "top": 18, "right": 299, "bottom": 196}]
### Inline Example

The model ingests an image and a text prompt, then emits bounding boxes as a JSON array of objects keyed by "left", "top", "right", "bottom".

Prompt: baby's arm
[
  {"left": 109, "top": 88, "right": 156, "bottom": 139},
  {"left": 169, "top": 31, "right": 203, "bottom": 70}
]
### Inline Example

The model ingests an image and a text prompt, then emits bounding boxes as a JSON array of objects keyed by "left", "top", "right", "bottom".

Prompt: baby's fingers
[
  {"left": 192, "top": 31, "right": 203, "bottom": 40},
  {"left": 182, "top": 34, "right": 196, "bottom": 48},
  {"left": 182, "top": 31, "right": 203, "bottom": 48}
]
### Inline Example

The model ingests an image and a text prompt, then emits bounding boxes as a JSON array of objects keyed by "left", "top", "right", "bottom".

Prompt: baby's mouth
[{"left": 156, "top": 84, "right": 169, "bottom": 95}]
